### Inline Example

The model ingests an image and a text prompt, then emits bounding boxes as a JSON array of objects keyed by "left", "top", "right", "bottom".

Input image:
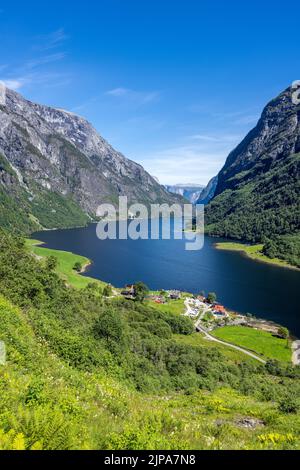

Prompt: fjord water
[{"left": 33, "top": 222, "right": 300, "bottom": 336}]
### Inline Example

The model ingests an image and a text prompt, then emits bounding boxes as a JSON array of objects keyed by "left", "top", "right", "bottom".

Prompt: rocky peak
[
  {"left": 0, "top": 86, "right": 181, "bottom": 231},
  {"left": 216, "top": 85, "right": 300, "bottom": 195}
]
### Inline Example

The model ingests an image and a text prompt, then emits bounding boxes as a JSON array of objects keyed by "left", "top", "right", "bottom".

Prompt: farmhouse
[
  {"left": 213, "top": 304, "right": 227, "bottom": 316},
  {"left": 121, "top": 284, "right": 136, "bottom": 299}
]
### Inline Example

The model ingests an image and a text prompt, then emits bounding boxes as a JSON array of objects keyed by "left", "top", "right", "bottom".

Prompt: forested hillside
[
  {"left": 0, "top": 85, "right": 181, "bottom": 233},
  {"left": 205, "top": 86, "right": 300, "bottom": 267},
  {"left": 0, "top": 230, "right": 299, "bottom": 450}
]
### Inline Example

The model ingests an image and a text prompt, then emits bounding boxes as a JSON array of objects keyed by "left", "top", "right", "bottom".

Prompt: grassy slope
[
  {"left": 146, "top": 298, "right": 186, "bottom": 316},
  {"left": 26, "top": 240, "right": 294, "bottom": 364},
  {"left": 215, "top": 242, "right": 298, "bottom": 270},
  {"left": 26, "top": 239, "right": 105, "bottom": 289},
  {"left": 1, "top": 294, "right": 299, "bottom": 450},
  {"left": 213, "top": 326, "right": 292, "bottom": 362},
  {"left": 174, "top": 333, "right": 258, "bottom": 364}
]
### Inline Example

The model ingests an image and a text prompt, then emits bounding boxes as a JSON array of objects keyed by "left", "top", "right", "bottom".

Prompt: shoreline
[
  {"left": 214, "top": 241, "right": 299, "bottom": 271},
  {"left": 29, "top": 239, "right": 92, "bottom": 274},
  {"left": 34, "top": 223, "right": 298, "bottom": 272},
  {"left": 27, "top": 239, "right": 97, "bottom": 289},
  {"left": 27, "top": 236, "right": 297, "bottom": 338}
]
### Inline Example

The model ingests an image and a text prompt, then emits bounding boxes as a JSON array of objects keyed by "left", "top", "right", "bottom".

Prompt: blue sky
[{"left": 1, "top": 0, "right": 299, "bottom": 185}]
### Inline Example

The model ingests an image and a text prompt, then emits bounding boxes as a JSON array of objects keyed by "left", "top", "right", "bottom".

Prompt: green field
[
  {"left": 147, "top": 298, "right": 186, "bottom": 315},
  {"left": 215, "top": 242, "right": 297, "bottom": 270},
  {"left": 213, "top": 326, "right": 292, "bottom": 362},
  {"left": 26, "top": 239, "right": 105, "bottom": 289},
  {"left": 174, "top": 333, "right": 258, "bottom": 364}
]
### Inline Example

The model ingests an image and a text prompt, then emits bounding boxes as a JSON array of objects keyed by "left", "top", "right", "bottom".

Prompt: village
[
  {"left": 120, "top": 284, "right": 250, "bottom": 332},
  {"left": 118, "top": 283, "right": 297, "bottom": 364}
]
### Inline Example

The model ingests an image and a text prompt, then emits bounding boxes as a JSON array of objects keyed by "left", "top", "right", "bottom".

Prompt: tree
[
  {"left": 278, "top": 326, "right": 289, "bottom": 340},
  {"left": 134, "top": 282, "right": 149, "bottom": 302},
  {"left": 103, "top": 284, "right": 113, "bottom": 297},
  {"left": 207, "top": 292, "right": 217, "bottom": 304},
  {"left": 279, "top": 394, "right": 299, "bottom": 414},
  {"left": 86, "top": 282, "right": 98, "bottom": 291},
  {"left": 94, "top": 309, "right": 123, "bottom": 343},
  {"left": 85, "top": 282, "right": 103, "bottom": 297},
  {"left": 164, "top": 314, "right": 194, "bottom": 335},
  {"left": 46, "top": 256, "right": 58, "bottom": 271},
  {"left": 73, "top": 261, "right": 82, "bottom": 273}
]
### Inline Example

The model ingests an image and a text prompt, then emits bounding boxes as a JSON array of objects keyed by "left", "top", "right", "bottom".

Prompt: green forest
[
  {"left": 205, "top": 153, "right": 300, "bottom": 267},
  {"left": 0, "top": 230, "right": 299, "bottom": 450}
]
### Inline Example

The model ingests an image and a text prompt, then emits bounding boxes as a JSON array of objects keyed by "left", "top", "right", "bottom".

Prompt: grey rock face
[
  {"left": 215, "top": 85, "right": 300, "bottom": 196},
  {"left": 205, "top": 84, "right": 300, "bottom": 257},
  {"left": 196, "top": 176, "right": 218, "bottom": 205},
  {"left": 165, "top": 184, "right": 204, "bottom": 204},
  {"left": 0, "top": 86, "right": 180, "bottom": 225}
]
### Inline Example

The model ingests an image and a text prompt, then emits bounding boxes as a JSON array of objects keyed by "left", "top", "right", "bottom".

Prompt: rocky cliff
[
  {"left": 196, "top": 176, "right": 218, "bottom": 205},
  {"left": 0, "top": 84, "right": 181, "bottom": 232},
  {"left": 205, "top": 84, "right": 300, "bottom": 266}
]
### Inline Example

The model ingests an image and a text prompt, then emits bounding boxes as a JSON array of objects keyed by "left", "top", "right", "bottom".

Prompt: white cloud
[
  {"left": 33, "top": 28, "right": 68, "bottom": 51},
  {"left": 0, "top": 79, "right": 24, "bottom": 90},
  {"left": 25, "top": 53, "right": 66, "bottom": 70},
  {"left": 140, "top": 147, "right": 223, "bottom": 185},
  {"left": 106, "top": 87, "right": 129, "bottom": 97},
  {"left": 138, "top": 134, "right": 242, "bottom": 185},
  {"left": 105, "top": 87, "right": 160, "bottom": 105},
  {"left": 0, "top": 28, "right": 69, "bottom": 92},
  {"left": 0, "top": 71, "right": 71, "bottom": 92},
  {"left": 188, "top": 104, "right": 260, "bottom": 128},
  {"left": 189, "top": 133, "right": 242, "bottom": 143},
  {"left": 233, "top": 114, "right": 259, "bottom": 125}
]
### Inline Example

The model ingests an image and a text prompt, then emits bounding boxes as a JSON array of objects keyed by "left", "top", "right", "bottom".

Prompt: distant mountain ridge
[
  {"left": 205, "top": 84, "right": 300, "bottom": 267},
  {"left": 0, "top": 85, "right": 181, "bottom": 232},
  {"left": 165, "top": 179, "right": 218, "bottom": 205},
  {"left": 164, "top": 184, "right": 204, "bottom": 204}
]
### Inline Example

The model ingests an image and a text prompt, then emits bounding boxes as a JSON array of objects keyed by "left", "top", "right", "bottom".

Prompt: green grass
[
  {"left": 146, "top": 298, "right": 186, "bottom": 315},
  {"left": 0, "top": 293, "right": 299, "bottom": 450},
  {"left": 214, "top": 242, "right": 298, "bottom": 270},
  {"left": 26, "top": 239, "right": 105, "bottom": 289},
  {"left": 212, "top": 326, "right": 292, "bottom": 362},
  {"left": 1, "top": 233, "right": 299, "bottom": 450},
  {"left": 174, "top": 332, "right": 257, "bottom": 364}
]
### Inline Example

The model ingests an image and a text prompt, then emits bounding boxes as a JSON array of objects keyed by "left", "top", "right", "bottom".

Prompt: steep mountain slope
[
  {"left": 0, "top": 84, "right": 180, "bottom": 232},
  {"left": 196, "top": 176, "right": 218, "bottom": 205},
  {"left": 0, "top": 230, "right": 299, "bottom": 450},
  {"left": 205, "top": 85, "right": 300, "bottom": 266}
]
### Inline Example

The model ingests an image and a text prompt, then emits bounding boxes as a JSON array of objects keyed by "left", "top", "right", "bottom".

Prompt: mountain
[
  {"left": 165, "top": 184, "right": 204, "bottom": 204},
  {"left": 165, "top": 178, "right": 218, "bottom": 206},
  {"left": 0, "top": 84, "right": 181, "bottom": 233},
  {"left": 205, "top": 85, "right": 300, "bottom": 266},
  {"left": 196, "top": 176, "right": 218, "bottom": 205}
]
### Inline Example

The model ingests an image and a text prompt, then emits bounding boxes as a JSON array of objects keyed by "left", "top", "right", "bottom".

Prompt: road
[
  {"left": 183, "top": 298, "right": 266, "bottom": 363},
  {"left": 184, "top": 298, "right": 210, "bottom": 319},
  {"left": 194, "top": 318, "right": 266, "bottom": 364}
]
